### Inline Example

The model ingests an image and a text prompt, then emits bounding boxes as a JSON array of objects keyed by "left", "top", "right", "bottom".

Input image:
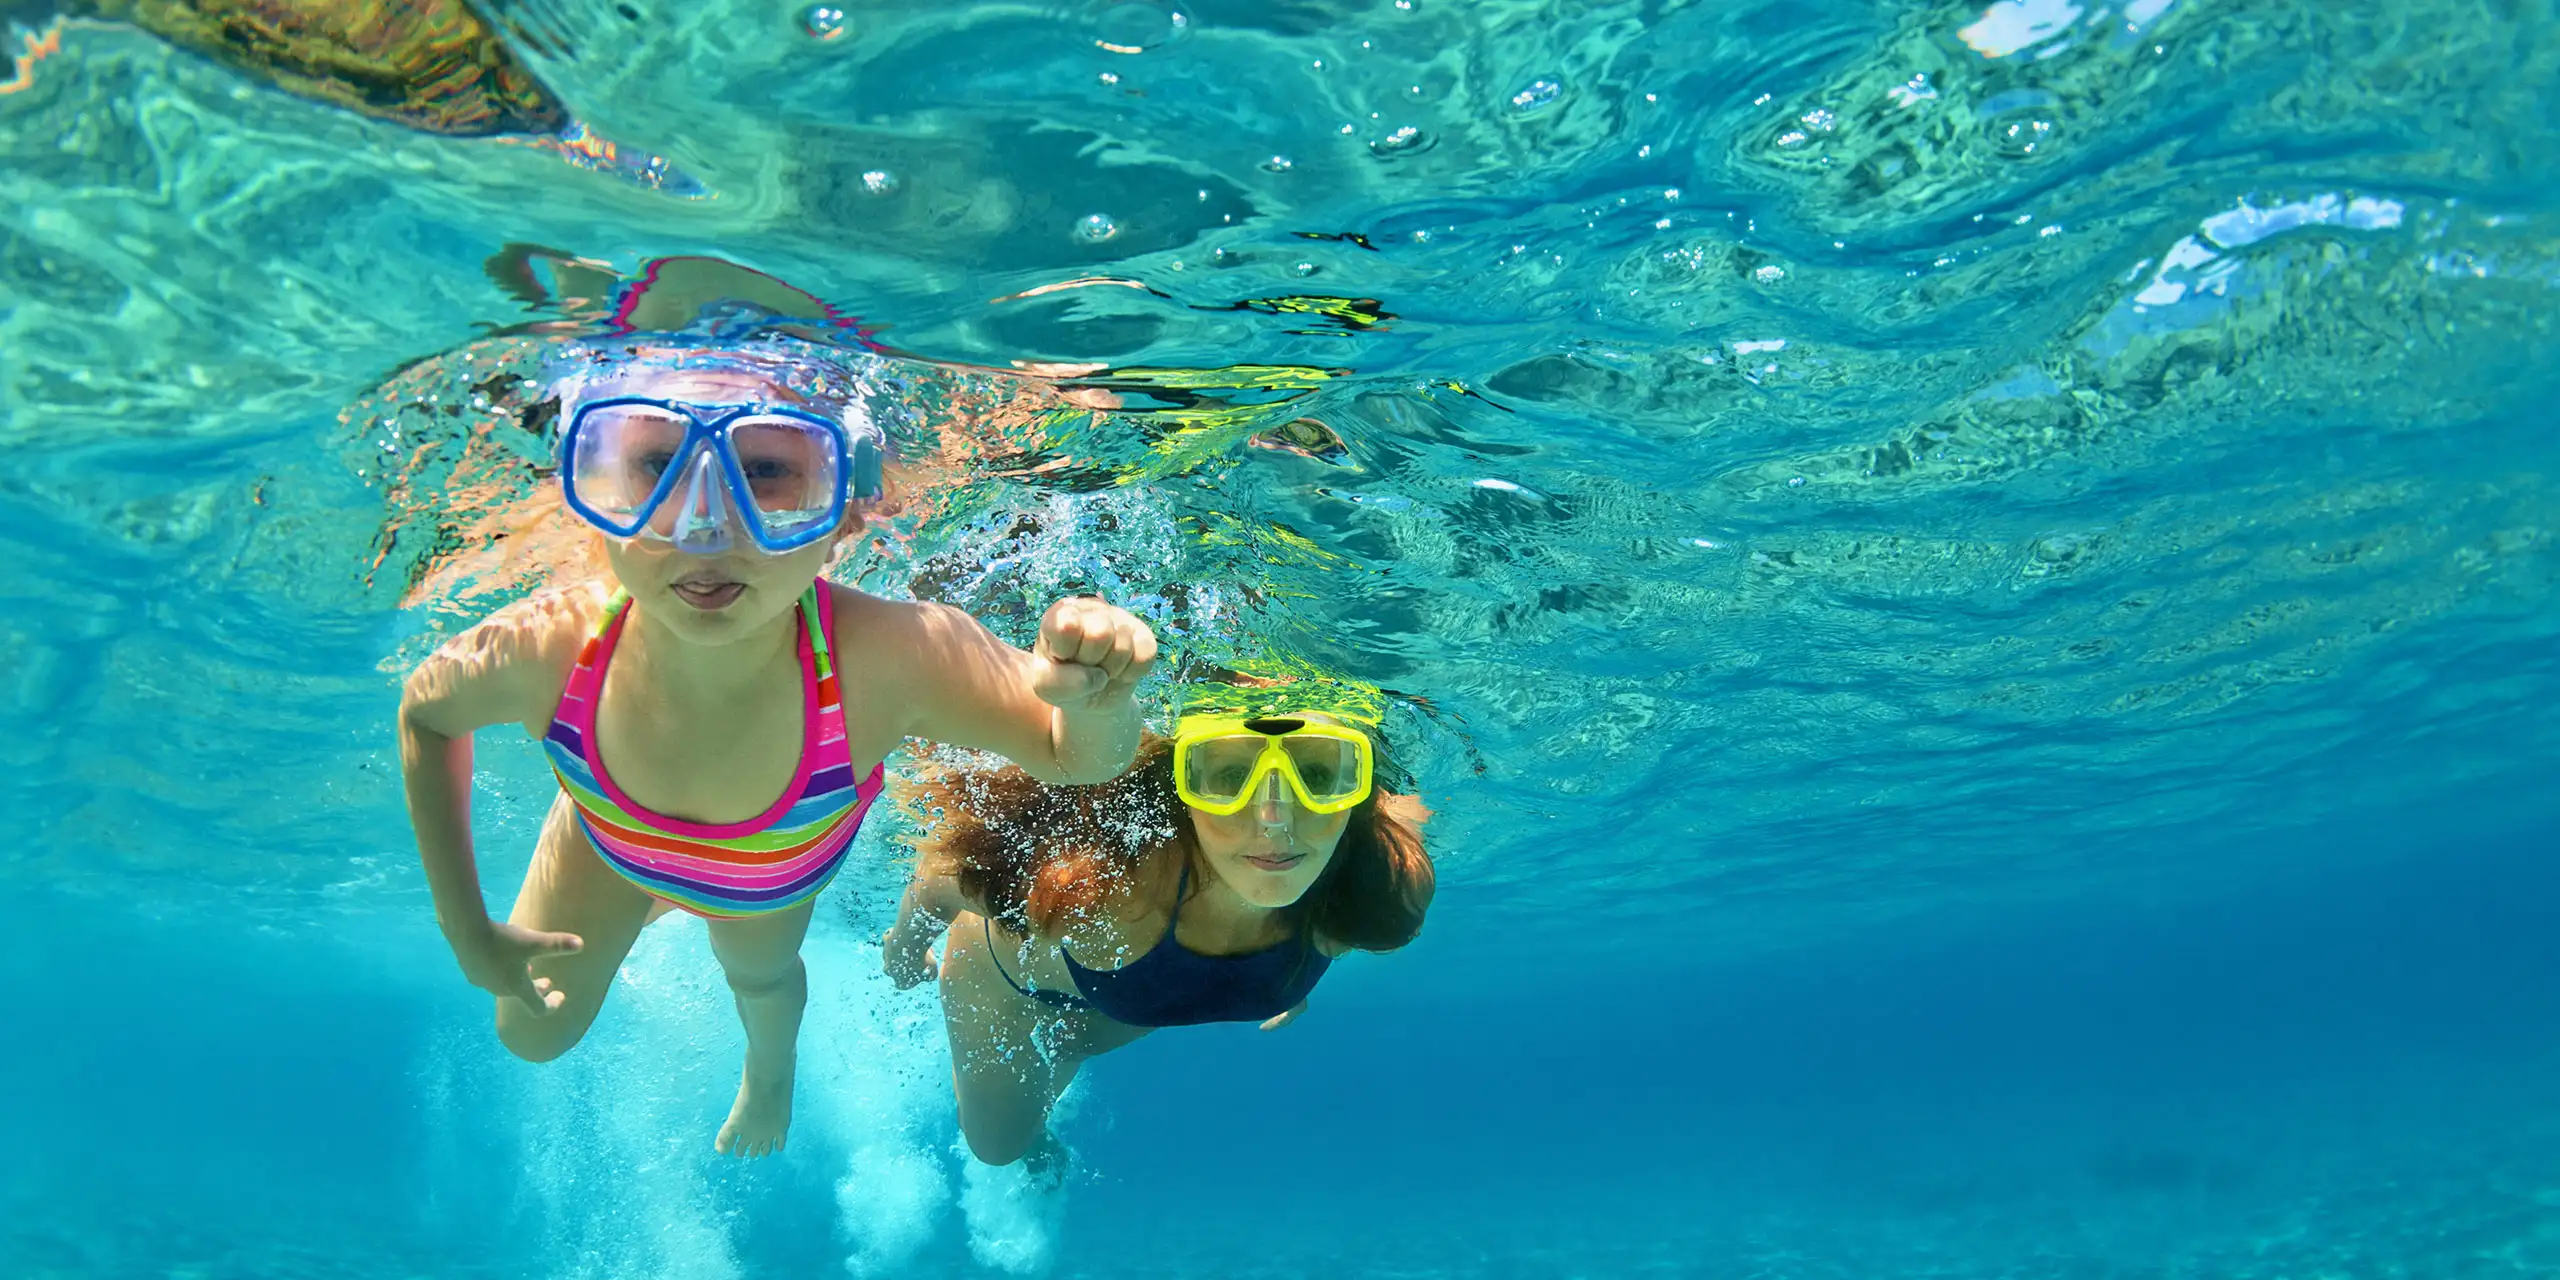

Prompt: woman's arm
[{"left": 880, "top": 869, "right": 986, "bottom": 988}]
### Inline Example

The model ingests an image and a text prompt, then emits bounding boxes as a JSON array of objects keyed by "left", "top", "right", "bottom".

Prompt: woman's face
[
  {"left": 589, "top": 367, "right": 852, "bottom": 645},
  {"left": 1187, "top": 787, "right": 1353, "bottom": 910}
]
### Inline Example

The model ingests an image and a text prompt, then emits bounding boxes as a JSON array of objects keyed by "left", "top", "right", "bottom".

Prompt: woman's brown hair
[{"left": 900, "top": 734, "right": 1433, "bottom": 951}]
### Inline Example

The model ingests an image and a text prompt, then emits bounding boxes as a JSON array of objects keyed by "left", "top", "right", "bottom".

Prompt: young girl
[
  {"left": 397, "top": 340, "right": 1157, "bottom": 1158},
  {"left": 880, "top": 688, "right": 1434, "bottom": 1168}
]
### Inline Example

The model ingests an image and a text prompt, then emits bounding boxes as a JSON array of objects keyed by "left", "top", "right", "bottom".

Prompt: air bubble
[
  {"left": 861, "top": 169, "right": 897, "bottom": 195},
  {"left": 1510, "top": 78, "right": 1562, "bottom": 113},
  {"left": 1092, "top": 2, "right": 1186, "bottom": 54},
  {"left": 1371, "top": 125, "right": 1426, "bottom": 154},
  {"left": 1753, "top": 265, "right": 1785, "bottom": 284},
  {"left": 1293, "top": 261, "right": 1320, "bottom": 277},
  {"left": 1787, "top": 475, "right": 1807, "bottom": 488},
  {"left": 801, "top": 5, "right": 846, "bottom": 39},
  {"left": 1262, "top": 154, "right": 1294, "bottom": 172},
  {"left": 1074, "top": 213, "right": 1120, "bottom": 242}
]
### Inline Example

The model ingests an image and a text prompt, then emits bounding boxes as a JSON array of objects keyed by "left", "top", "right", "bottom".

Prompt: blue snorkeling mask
[{"left": 558, "top": 394, "right": 885, "bottom": 556}]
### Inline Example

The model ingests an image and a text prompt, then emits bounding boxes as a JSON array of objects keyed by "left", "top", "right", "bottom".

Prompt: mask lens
[
  {"left": 569, "top": 403, "right": 692, "bottom": 526},
  {"left": 1183, "top": 735, "right": 1271, "bottom": 806},
  {"left": 728, "top": 414, "right": 844, "bottom": 541},
  {"left": 1281, "top": 735, "right": 1366, "bottom": 806}
]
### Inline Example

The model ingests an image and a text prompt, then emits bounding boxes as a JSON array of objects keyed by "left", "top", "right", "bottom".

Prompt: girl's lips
[
  {"left": 1245, "top": 852, "right": 1305, "bottom": 873},
  {"left": 670, "top": 581, "right": 745, "bottom": 610}
]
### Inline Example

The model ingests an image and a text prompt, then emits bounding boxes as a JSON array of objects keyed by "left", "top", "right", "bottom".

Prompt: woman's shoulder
[{"left": 1040, "top": 843, "right": 1183, "bottom": 953}]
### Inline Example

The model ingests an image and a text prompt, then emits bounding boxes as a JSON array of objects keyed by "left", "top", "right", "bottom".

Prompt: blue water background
[
  {"left": 9, "top": 804, "right": 2558, "bottom": 1275},
  {"left": 4, "top": 0, "right": 2559, "bottom": 1274}
]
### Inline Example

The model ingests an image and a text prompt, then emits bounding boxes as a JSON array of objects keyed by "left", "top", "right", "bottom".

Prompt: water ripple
[{"left": 1, "top": 0, "right": 2554, "bottom": 961}]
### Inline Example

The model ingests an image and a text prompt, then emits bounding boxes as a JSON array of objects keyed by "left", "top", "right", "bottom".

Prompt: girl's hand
[
  {"left": 880, "top": 921, "right": 940, "bottom": 990},
  {"left": 446, "top": 917, "right": 584, "bottom": 1013},
  {"left": 1029, "top": 596, "right": 1158, "bottom": 709}
]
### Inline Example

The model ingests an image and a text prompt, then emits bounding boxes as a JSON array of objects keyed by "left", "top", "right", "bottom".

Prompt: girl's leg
[
  {"left": 936, "top": 915, "right": 1145, "bottom": 1167},
  {"left": 703, "top": 900, "right": 815, "bottom": 1158},
  {"left": 496, "top": 799, "right": 657, "bottom": 1062}
]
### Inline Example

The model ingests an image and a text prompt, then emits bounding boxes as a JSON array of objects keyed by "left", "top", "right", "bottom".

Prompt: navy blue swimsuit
[{"left": 985, "top": 865, "right": 1330, "bottom": 1028}]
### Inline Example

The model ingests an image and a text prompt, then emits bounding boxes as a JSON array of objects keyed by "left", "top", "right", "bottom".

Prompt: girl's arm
[
  {"left": 871, "top": 593, "right": 1157, "bottom": 785},
  {"left": 397, "top": 591, "right": 588, "bottom": 1009}
]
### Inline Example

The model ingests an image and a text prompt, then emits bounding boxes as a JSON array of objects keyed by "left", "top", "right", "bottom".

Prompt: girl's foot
[{"left": 715, "top": 1066, "right": 794, "bottom": 1158}]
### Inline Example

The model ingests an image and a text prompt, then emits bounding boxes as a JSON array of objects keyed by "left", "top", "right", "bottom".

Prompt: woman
[{"left": 881, "top": 690, "right": 1434, "bottom": 1167}]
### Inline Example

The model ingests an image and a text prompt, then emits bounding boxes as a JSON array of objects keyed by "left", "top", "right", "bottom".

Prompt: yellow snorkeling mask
[{"left": 1172, "top": 713, "right": 1376, "bottom": 816}]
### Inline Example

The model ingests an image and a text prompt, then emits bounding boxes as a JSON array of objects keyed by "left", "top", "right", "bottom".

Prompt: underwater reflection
[
  {"left": 351, "top": 249, "right": 1353, "bottom": 635},
  {"left": 3, "top": 0, "right": 699, "bottom": 191}
]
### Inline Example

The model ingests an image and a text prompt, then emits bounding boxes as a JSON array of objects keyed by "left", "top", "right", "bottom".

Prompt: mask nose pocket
[
  {"left": 668, "top": 448, "right": 734, "bottom": 554},
  {"left": 1255, "top": 771, "right": 1292, "bottom": 832}
]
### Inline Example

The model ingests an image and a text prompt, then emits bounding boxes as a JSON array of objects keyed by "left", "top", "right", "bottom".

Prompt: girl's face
[
  {"left": 589, "top": 368, "right": 854, "bottom": 645},
  {"left": 1187, "top": 790, "right": 1352, "bottom": 910}
]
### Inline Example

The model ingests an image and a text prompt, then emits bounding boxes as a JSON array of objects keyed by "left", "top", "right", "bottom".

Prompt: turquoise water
[{"left": 4, "top": 0, "right": 2558, "bottom": 1275}]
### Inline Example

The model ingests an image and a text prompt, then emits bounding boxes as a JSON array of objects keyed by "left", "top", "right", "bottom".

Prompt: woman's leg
[
  {"left": 936, "top": 915, "right": 1145, "bottom": 1167},
  {"left": 703, "top": 900, "right": 815, "bottom": 1158},
  {"left": 495, "top": 797, "right": 657, "bottom": 1063}
]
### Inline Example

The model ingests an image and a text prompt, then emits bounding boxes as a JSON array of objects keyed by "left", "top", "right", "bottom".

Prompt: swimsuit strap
[
  {"left": 801, "top": 583, "right": 836, "bottom": 685},
  {"left": 1052, "top": 858, "right": 1187, "bottom": 982},
  {"left": 1158, "top": 861, "right": 1191, "bottom": 946},
  {"left": 987, "top": 915, "right": 1091, "bottom": 1011},
  {"left": 546, "top": 588, "right": 633, "bottom": 744},
  {"left": 599, "top": 587, "right": 633, "bottom": 632}
]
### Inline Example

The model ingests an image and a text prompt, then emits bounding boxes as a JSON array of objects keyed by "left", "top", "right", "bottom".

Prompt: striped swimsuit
[{"left": 542, "top": 585, "right": 881, "bottom": 917}]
